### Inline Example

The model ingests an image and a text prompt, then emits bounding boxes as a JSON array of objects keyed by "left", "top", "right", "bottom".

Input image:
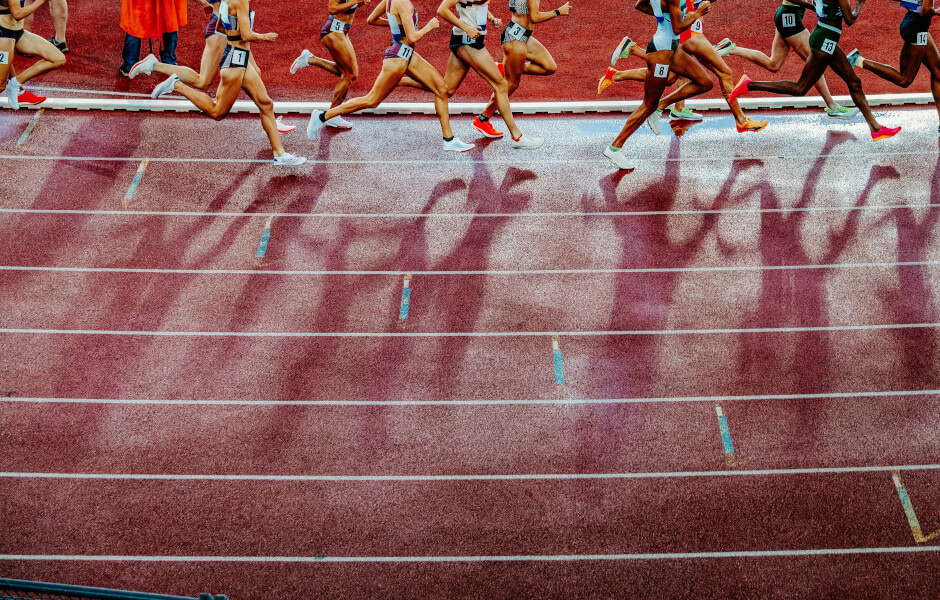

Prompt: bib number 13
[
  {"left": 653, "top": 64, "right": 670, "bottom": 79},
  {"left": 397, "top": 44, "right": 414, "bottom": 60},
  {"left": 821, "top": 39, "right": 836, "bottom": 55},
  {"left": 782, "top": 13, "right": 795, "bottom": 28}
]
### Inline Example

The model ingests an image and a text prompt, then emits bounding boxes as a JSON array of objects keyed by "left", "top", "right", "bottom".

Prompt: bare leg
[
  {"left": 454, "top": 45, "right": 524, "bottom": 139},
  {"left": 10, "top": 32, "right": 65, "bottom": 84},
  {"left": 612, "top": 50, "right": 673, "bottom": 148},
  {"left": 405, "top": 53, "right": 457, "bottom": 139},
  {"left": 686, "top": 35, "right": 747, "bottom": 124},
  {"left": 921, "top": 36, "right": 940, "bottom": 120},
  {"left": 173, "top": 67, "right": 244, "bottom": 119},
  {"left": 322, "top": 58, "right": 406, "bottom": 120},
  {"left": 0, "top": 39, "right": 13, "bottom": 92},
  {"left": 826, "top": 46, "right": 882, "bottom": 132},
  {"left": 322, "top": 32, "right": 359, "bottom": 107},
  {"left": 860, "top": 42, "right": 926, "bottom": 88},
  {"left": 240, "top": 61, "right": 286, "bottom": 156},
  {"left": 786, "top": 31, "right": 838, "bottom": 108},
  {"left": 481, "top": 40, "right": 526, "bottom": 118},
  {"left": 519, "top": 37, "right": 556, "bottom": 76},
  {"left": 49, "top": 0, "right": 67, "bottom": 44},
  {"left": 154, "top": 34, "right": 225, "bottom": 89},
  {"left": 658, "top": 45, "right": 713, "bottom": 108}
]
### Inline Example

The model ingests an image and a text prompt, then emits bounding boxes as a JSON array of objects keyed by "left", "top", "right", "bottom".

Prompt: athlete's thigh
[
  {"left": 406, "top": 52, "right": 446, "bottom": 90},
  {"left": 444, "top": 51, "right": 471, "bottom": 92},
  {"left": 670, "top": 46, "right": 710, "bottom": 84},
  {"left": 456, "top": 45, "right": 502, "bottom": 86},
  {"left": 0, "top": 38, "right": 12, "bottom": 82},
  {"left": 524, "top": 36, "right": 552, "bottom": 65},
  {"left": 787, "top": 29, "right": 812, "bottom": 60},
  {"left": 15, "top": 30, "right": 62, "bottom": 62},
  {"left": 201, "top": 34, "right": 226, "bottom": 79},
  {"left": 501, "top": 41, "right": 527, "bottom": 81},
  {"left": 687, "top": 36, "right": 730, "bottom": 75},
  {"left": 823, "top": 46, "right": 856, "bottom": 83},
  {"left": 215, "top": 67, "right": 247, "bottom": 113},
  {"left": 923, "top": 35, "right": 940, "bottom": 77},
  {"left": 899, "top": 42, "right": 927, "bottom": 77},
  {"left": 240, "top": 60, "right": 272, "bottom": 105},
  {"left": 324, "top": 33, "right": 358, "bottom": 76}
]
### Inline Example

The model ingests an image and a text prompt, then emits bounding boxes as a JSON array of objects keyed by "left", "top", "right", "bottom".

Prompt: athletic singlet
[
  {"left": 343, "top": 3, "right": 360, "bottom": 14},
  {"left": 219, "top": 0, "right": 256, "bottom": 41},
  {"left": 0, "top": 0, "right": 25, "bottom": 16},
  {"left": 387, "top": 0, "right": 418, "bottom": 44},
  {"left": 650, "top": 0, "right": 681, "bottom": 51},
  {"left": 509, "top": 0, "right": 529, "bottom": 14},
  {"left": 453, "top": 0, "right": 488, "bottom": 37},
  {"left": 814, "top": 0, "right": 842, "bottom": 22}
]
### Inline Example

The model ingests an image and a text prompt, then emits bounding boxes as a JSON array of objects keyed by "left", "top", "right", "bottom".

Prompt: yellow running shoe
[
  {"left": 736, "top": 117, "right": 768, "bottom": 133},
  {"left": 598, "top": 67, "right": 617, "bottom": 94}
]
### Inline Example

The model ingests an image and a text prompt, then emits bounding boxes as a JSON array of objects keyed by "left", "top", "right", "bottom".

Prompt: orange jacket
[{"left": 121, "top": 0, "right": 188, "bottom": 38}]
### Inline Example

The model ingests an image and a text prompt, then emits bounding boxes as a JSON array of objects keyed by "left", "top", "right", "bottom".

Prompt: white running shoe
[
  {"left": 5, "top": 78, "right": 20, "bottom": 110},
  {"left": 276, "top": 116, "right": 296, "bottom": 133},
  {"left": 443, "top": 137, "right": 475, "bottom": 152},
  {"left": 273, "top": 152, "right": 307, "bottom": 166},
  {"left": 647, "top": 110, "right": 661, "bottom": 135},
  {"left": 325, "top": 115, "right": 352, "bottom": 129},
  {"left": 290, "top": 49, "right": 314, "bottom": 74},
  {"left": 604, "top": 145, "right": 635, "bottom": 170},
  {"left": 129, "top": 54, "right": 158, "bottom": 79},
  {"left": 511, "top": 134, "right": 545, "bottom": 149},
  {"left": 151, "top": 74, "right": 179, "bottom": 99},
  {"left": 307, "top": 109, "right": 326, "bottom": 140}
]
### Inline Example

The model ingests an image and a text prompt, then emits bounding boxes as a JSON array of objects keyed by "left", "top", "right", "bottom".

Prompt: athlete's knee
[
  {"left": 767, "top": 58, "right": 786, "bottom": 72},
  {"left": 898, "top": 72, "right": 917, "bottom": 87},
  {"left": 345, "top": 67, "right": 359, "bottom": 83},
  {"left": 256, "top": 95, "right": 274, "bottom": 113},
  {"left": 49, "top": 49, "right": 66, "bottom": 68},
  {"left": 541, "top": 58, "right": 557, "bottom": 75},
  {"left": 696, "top": 77, "right": 714, "bottom": 93},
  {"left": 493, "top": 78, "right": 509, "bottom": 95}
]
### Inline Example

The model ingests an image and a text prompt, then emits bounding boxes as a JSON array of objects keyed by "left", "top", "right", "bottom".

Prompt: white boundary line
[
  {"left": 2, "top": 463, "right": 940, "bottom": 481},
  {"left": 1, "top": 388, "right": 938, "bottom": 406},
  {"left": 0, "top": 323, "right": 937, "bottom": 337},
  {"left": 0, "top": 261, "right": 937, "bottom": 276},
  {"left": 2, "top": 546, "right": 940, "bottom": 562},
  {"left": 0, "top": 93, "right": 934, "bottom": 114}
]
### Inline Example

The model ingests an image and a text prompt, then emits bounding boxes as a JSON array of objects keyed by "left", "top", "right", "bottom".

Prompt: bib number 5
[
  {"left": 653, "top": 63, "right": 670, "bottom": 79},
  {"left": 329, "top": 18, "right": 346, "bottom": 33},
  {"left": 821, "top": 39, "right": 836, "bottom": 55}
]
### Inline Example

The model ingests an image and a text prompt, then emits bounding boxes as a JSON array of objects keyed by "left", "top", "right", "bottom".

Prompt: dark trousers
[{"left": 121, "top": 31, "right": 179, "bottom": 70}]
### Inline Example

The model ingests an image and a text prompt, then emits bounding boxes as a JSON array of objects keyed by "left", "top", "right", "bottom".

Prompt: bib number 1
[
  {"left": 782, "top": 13, "right": 796, "bottom": 28},
  {"left": 232, "top": 49, "right": 247, "bottom": 66},
  {"left": 653, "top": 63, "right": 670, "bottom": 79},
  {"left": 397, "top": 43, "right": 414, "bottom": 60},
  {"left": 915, "top": 32, "right": 929, "bottom": 46},
  {"left": 821, "top": 39, "right": 836, "bottom": 55}
]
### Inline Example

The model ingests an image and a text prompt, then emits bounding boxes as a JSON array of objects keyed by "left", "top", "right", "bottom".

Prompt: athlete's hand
[
  {"left": 428, "top": 17, "right": 441, "bottom": 29},
  {"left": 263, "top": 32, "right": 278, "bottom": 42},
  {"left": 490, "top": 15, "right": 503, "bottom": 27},
  {"left": 696, "top": 0, "right": 711, "bottom": 16},
  {"left": 463, "top": 24, "right": 481, "bottom": 38},
  {"left": 557, "top": 2, "right": 571, "bottom": 15}
]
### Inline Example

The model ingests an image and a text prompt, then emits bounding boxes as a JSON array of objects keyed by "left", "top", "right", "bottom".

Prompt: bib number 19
[
  {"left": 397, "top": 44, "right": 414, "bottom": 60},
  {"left": 653, "top": 64, "right": 670, "bottom": 79},
  {"left": 916, "top": 32, "right": 929, "bottom": 46},
  {"left": 821, "top": 39, "right": 836, "bottom": 55},
  {"left": 782, "top": 13, "right": 795, "bottom": 28}
]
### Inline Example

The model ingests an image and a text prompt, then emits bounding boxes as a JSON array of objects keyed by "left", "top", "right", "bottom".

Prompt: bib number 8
[
  {"left": 782, "top": 13, "right": 795, "bottom": 28},
  {"left": 653, "top": 64, "right": 670, "bottom": 79},
  {"left": 330, "top": 18, "right": 346, "bottom": 33},
  {"left": 916, "top": 32, "right": 929, "bottom": 46},
  {"left": 821, "top": 39, "right": 836, "bottom": 55},
  {"left": 397, "top": 44, "right": 414, "bottom": 60}
]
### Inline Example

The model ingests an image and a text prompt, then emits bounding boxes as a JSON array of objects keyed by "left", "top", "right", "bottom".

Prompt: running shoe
[
  {"left": 325, "top": 115, "right": 353, "bottom": 129},
  {"left": 713, "top": 38, "right": 735, "bottom": 57},
  {"left": 5, "top": 79, "right": 20, "bottom": 110},
  {"left": 307, "top": 109, "right": 326, "bottom": 140},
  {"left": 846, "top": 48, "right": 862, "bottom": 68},
  {"left": 610, "top": 36, "right": 635, "bottom": 66},
  {"left": 511, "top": 134, "right": 545, "bottom": 149},
  {"left": 871, "top": 125, "right": 901, "bottom": 142},
  {"left": 48, "top": 37, "right": 68, "bottom": 53},
  {"left": 598, "top": 67, "right": 617, "bottom": 94},
  {"left": 276, "top": 116, "right": 296, "bottom": 133},
  {"left": 647, "top": 110, "right": 661, "bottom": 135},
  {"left": 604, "top": 145, "right": 635, "bottom": 170},
  {"left": 670, "top": 106, "right": 703, "bottom": 121},
  {"left": 273, "top": 152, "right": 307, "bottom": 166},
  {"left": 290, "top": 49, "right": 314, "bottom": 74},
  {"left": 443, "top": 137, "right": 475, "bottom": 152},
  {"left": 151, "top": 74, "right": 179, "bottom": 99},
  {"left": 17, "top": 90, "right": 45, "bottom": 106},
  {"left": 129, "top": 54, "right": 159, "bottom": 79},
  {"left": 472, "top": 115, "right": 504, "bottom": 138},
  {"left": 825, "top": 104, "right": 859, "bottom": 120},
  {"left": 736, "top": 117, "right": 768, "bottom": 133},
  {"left": 729, "top": 74, "right": 751, "bottom": 104}
]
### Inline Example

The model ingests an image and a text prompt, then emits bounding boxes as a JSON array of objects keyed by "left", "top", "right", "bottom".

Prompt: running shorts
[
  {"left": 808, "top": 23, "right": 841, "bottom": 54},
  {"left": 205, "top": 13, "right": 221, "bottom": 39},
  {"left": 321, "top": 15, "right": 352, "bottom": 39},
  {"left": 219, "top": 44, "right": 250, "bottom": 70},
  {"left": 383, "top": 41, "right": 414, "bottom": 61},
  {"left": 501, "top": 21, "right": 532, "bottom": 44},
  {"left": 0, "top": 24, "right": 23, "bottom": 41},
  {"left": 774, "top": 4, "right": 806, "bottom": 38},
  {"left": 450, "top": 31, "right": 486, "bottom": 54},
  {"left": 679, "top": 19, "right": 703, "bottom": 44},
  {"left": 900, "top": 11, "right": 931, "bottom": 45}
]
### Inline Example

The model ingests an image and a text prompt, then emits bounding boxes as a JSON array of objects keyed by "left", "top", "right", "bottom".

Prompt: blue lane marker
[
  {"left": 256, "top": 216, "right": 273, "bottom": 260},
  {"left": 122, "top": 159, "right": 149, "bottom": 207},
  {"left": 552, "top": 337, "right": 565, "bottom": 384},
  {"left": 16, "top": 108, "right": 43, "bottom": 148},
  {"left": 893, "top": 471, "right": 940, "bottom": 543},
  {"left": 398, "top": 275, "right": 412, "bottom": 324},
  {"left": 716, "top": 406, "right": 735, "bottom": 454}
]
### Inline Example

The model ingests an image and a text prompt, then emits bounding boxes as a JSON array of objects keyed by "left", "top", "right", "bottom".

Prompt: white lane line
[
  {"left": 1, "top": 261, "right": 938, "bottom": 277},
  {"left": 1, "top": 203, "right": 939, "bottom": 218},
  {"left": 2, "top": 464, "right": 940, "bottom": 481},
  {"left": 0, "top": 323, "right": 938, "bottom": 338},
  {"left": 1, "top": 389, "right": 939, "bottom": 406},
  {"left": 2, "top": 546, "right": 940, "bottom": 562}
]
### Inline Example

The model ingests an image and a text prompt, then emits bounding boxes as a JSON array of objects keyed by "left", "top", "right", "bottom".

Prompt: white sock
[{"left": 10, "top": 77, "right": 21, "bottom": 88}]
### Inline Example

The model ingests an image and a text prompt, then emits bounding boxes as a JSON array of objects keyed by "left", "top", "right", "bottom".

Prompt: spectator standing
[
  {"left": 120, "top": 0, "right": 188, "bottom": 76},
  {"left": 18, "top": 0, "right": 68, "bottom": 56}
]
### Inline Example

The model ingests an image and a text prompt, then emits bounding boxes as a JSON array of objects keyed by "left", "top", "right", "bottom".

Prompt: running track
[{"left": 1, "top": 107, "right": 940, "bottom": 598}]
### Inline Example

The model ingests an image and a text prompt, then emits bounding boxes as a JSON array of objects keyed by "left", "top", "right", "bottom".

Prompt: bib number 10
[
  {"left": 782, "top": 13, "right": 795, "bottom": 28},
  {"left": 821, "top": 39, "right": 836, "bottom": 55},
  {"left": 653, "top": 64, "right": 670, "bottom": 79}
]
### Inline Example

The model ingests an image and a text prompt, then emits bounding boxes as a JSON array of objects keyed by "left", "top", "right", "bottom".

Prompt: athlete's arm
[
  {"left": 401, "top": 0, "right": 439, "bottom": 43},
  {"left": 437, "top": 0, "right": 480, "bottom": 37},
  {"left": 635, "top": 0, "right": 654, "bottom": 16},
  {"left": 9, "top": 0, "right": 48, "bottom": 21},
  {"left": 669, "top": 0, "right": 709, "bottom": 34},
  {"left": 526, "top": 0, "right": 571, "bottom": 23},
  {"left": 785, "top": 0, "right": 815, "bottom": 9},
  {"left": 330, "top": 0, "right": 366, "bottom": 15},
  {"left": 488, "top": 10, "right": 502, "bottom": 27},
  {"left": 837, "top": 0, "right": 865, "bottom": 25},
  {"left": 367, "top": 0, "right": 388, "bottom": 25},
  {"left": 231, "top": 0, "right": 277, "bottom": 41}
]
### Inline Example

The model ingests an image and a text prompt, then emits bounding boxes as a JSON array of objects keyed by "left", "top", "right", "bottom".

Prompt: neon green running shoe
[
  {"left": 669, "top": 107, "right": 704, "bottom": 121},
  {"left": 825, "top": 104, "right": 860, "bottom": 120},
  {"left": 610, "top": 36, "right": 636, "bottom": 66},
  {"left": 714, "top": 38, "right": 735, "bottom": 57}
]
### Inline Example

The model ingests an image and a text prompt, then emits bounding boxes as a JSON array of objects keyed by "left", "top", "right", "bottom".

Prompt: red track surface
[
  {"left": 2, "top": 106, "right": 940, "bottom": 598},
  {"left": 13, "top": 0, "right": 940, "bottom": 101}
]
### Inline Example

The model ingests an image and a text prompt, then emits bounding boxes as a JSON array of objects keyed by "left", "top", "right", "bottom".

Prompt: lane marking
[
  {"left": 122, "top": 160, "right": 149, "bottom": 208},
  {"left": 892, "top": 471, "right": 940, "bottom": 543},
  {"left": 255, "top": 216, "right": 274, "bottom": 264},
  {"left": 3, "top": 388, "right": 938, "bottom": 407},
  {"left": 398, "top": 275, "right": 412, "bottom": 328},
  {"left": 552, "top": 336, "right": 565, "bottom": 384},
  {"left": 2, "top": 546, "right": 940, "bottom": 563},
  {"left": 716, "top": 406, "right": 746, "bottom": 468},
  {"left": 2, "top": 261, "right": 938, "bottom": 277},
  {"left": 3, "top": 464, "right": 940, "bottom": 481},
  {"left": 1, "top": 323, "right": 939, "bottom": 338},
  {"left": 15, "top": 109, "right": 43, "bottom": 148},
  {"left": 24, "top": 85, "right": 174, "bottom": 98}
]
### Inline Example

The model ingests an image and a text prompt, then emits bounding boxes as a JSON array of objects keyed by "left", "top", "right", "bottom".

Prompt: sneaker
[
  {"left": 273, "top": 152, "right": 307, "bottom": 166},
  {"left": 610, "top": 36, "right": 635, "bottom": 66},
  {"left": 325, "top": 115, "right": 352, "bottom": 129},
  {"left": 598, "top": 67, "right": 617, "bottom": 94},
  {"left": 129, "top": 54, "right": 158, "bottom": 79},
  {"left": 825, "top": 104, "right": 859, "bottom": 120},
  {"left": 307, "top": 109, "right": 326, "bottom": 140},
  {"left": 729, "top": 74, "right": 751, "bottom": 104},
  {"left": 14, "top": 49, "right": 33, "bottom": 58},
  {"left": 472, "top": 115, "right": 504, "bottom": 138},
  {"left": 151, "top": 74, "right": 179, "bottom": 98},
  {"left": 443, "top": 137, "right": 475, "bottom": 152},
  {"left": 647, "top": 110, "right": 661, "bottom": 135},
  {"left": 48, "top": 37, "right": 68, "bottom": 53},
  {"left": 5, "top": 80, "right": 20, "bottom": 110},
  {"left": 846, "top": 48, "right": 862, "bottom": 68},
  {"left": 511, "top": 134, "right": 545, "bottom": 149},
  {"left": 871, "top": 125, "right": 901, "bottom": 141},
  {"left": 713, "top": 38, "right": 735, "bottom": 57},
  {"left": 736, "top": 117, "right": 768, "bottom": 133},
  {"left": 604, "top": 145, "right": 635, "bottom": 170},
  {"left": 119, "top": 66, "right": 131, "bottom": 78},
  {"left": 276, "top": 116, "right": 296, "bottom": 134},
  {"left": 17, "top": 90, "right": 45, "bottom": 106},
  {"left": 290, "top": 49, "right": 314, "bottom": 74},
  {"left": 670, "top": 106, "right": 703, "bottom": 121}
]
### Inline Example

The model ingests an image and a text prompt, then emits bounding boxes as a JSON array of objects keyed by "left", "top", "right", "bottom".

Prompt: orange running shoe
[
  {"left": 17, "top": 90, "right": 46, "bottom": 106},
  {"left": 736, "top": 117, "right": 767, "bottom": 133},
  {"left": 598, "top": 67, "right": 617, "bottom": 94},
  {"left": 871, "top": 125, "right": 901, "bottom": 141},
  {"left": 472, "top": 115, "right": 504, "bottom": 138}
]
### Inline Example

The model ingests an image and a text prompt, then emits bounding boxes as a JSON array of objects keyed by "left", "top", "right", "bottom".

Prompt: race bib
[
  {"left": 397, "top": 43, "right": 414, "bottom": 60},
  {"left": 821, "top": 38, "right": 836, "bottom": 54},
  {"left": 232, "top": 49, "right": 247, "bottom": 66},
  {"left": 653, "top": 63, "right": 670, "bottom": 78},
  {"left": 329, "top": 18, "right": 346, "bottom": 33},
  {"left": 782, "top": 13, "right": 796, "bottom": 28},
  {"left": 915, "top": 32, "right": 929, "bottom": 46},
  {"left": 505, "top": 21, "right": 526, "bottom": 41},
  {"left": 691, "top": 19, "right": 703, "bottom": 34},
  {"left": 0, "top": 51, "right": 8, "bottom": 65}
]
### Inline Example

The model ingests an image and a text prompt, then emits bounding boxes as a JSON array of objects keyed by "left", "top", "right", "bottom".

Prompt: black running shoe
[{"left": 48, "top": 37, "right": 69, "bottom": 53}]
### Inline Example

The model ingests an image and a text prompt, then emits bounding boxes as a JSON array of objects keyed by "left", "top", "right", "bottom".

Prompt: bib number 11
[{"left": 397, "top": 44, "right": 414, "bottom": 60}]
